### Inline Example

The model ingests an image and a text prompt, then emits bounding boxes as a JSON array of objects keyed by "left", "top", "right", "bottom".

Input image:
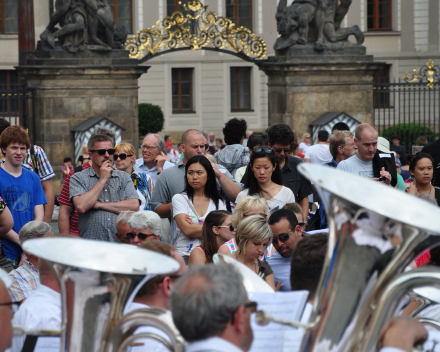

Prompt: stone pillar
[
  {"left": 17, "top": 46, "right": 149, "bottom": 192},
  {"left": 257, "top": 55, "right": 384, "bottom": 134}
]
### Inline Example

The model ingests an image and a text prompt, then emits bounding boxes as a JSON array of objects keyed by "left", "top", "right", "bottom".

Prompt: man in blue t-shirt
[{"left": 0, "top": 126, "right": 47, "bottom": 268}]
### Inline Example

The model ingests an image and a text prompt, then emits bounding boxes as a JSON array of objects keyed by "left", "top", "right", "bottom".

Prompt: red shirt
[{"left": 58, "top": 162, "right": 91, "bottom": 235}]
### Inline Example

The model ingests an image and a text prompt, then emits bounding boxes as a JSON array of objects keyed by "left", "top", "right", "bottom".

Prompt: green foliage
[
  {"left": 138, "top": 103, "right": 164, "bottom": 135},
  {"left": 380, "top": 123, "right": 436, "bottom": 154}
]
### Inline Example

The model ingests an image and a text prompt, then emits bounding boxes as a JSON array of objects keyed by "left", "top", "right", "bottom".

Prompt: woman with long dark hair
[
  {"left": 188, "top": 210, "right": 234, "bottom": 266},
  {"left": 172, "top": 155, "right": 225, "bottom": 263},
  {"left": 236, "top": 147, "right": 295, "bottom": 213}
]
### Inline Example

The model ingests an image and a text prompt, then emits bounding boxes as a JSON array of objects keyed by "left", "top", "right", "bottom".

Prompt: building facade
[{"left": 0, "top": 0, "right": 439, "bottom": 140}]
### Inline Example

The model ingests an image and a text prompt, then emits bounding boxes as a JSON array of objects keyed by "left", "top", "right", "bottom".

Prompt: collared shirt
[
  {"left": 134, "top": 159, "right": 174, "bottom": 186},
  {"left": 280, "top": 156, "right": 313, "bottom": 201},
  {"left": 187, "top": 337, "right": 244, "bottom": 352},
  {"left": 150, "top": 160, "right": 243, "bottom": 211},
  {"left": 8, "top": 259, "right": 40, "bottom": 302},
  {"left": 23, "top": 145, "right": 56, "bottom": 181},
  {"left": 10, "top": 284, "right": 61, "bottom": 352},
  {"left": 70, "top": 166, "right": 139, "bottom": 242},
  {"left": 57, "top": 162, "right": 92, "bottom": 235}
]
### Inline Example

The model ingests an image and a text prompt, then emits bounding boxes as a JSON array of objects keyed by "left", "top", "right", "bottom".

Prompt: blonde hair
[
  {"left": 232, "top": 195, "right": 269, "bottom": 228},
  {"left": 81, "top": 143, "right": 88, "bottom": 154},
  {"left": 302, "top": 133, "right": 310, "bottom": 141},
  {"left": 235, "top": 215, "right": 273, "bottom": 255},
  {"left": 115, "top": 142, "right": 136, "bottom": 165},
  {"left": 329, "top": 130, "right": 354, "bottom": 159}
]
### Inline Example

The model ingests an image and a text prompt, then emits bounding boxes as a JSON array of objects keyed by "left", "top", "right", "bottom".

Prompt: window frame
[
  {"left": 0, "top": 0, "right": 18, "bottom": 34},
  {"left": 172, "top": 68, "right": 195, "bottom": 114},
  {"left": 109, "top": 0, "right": 133, "bottom": 34},
  {"left": 230, "top": 66, "right": 252, "bottom": 112},
  {"left": 367, "top": 0, "right": 392, "bottom": 31},
  {"left": 226, "top": 0, "right": 253, "bottom": 30}
]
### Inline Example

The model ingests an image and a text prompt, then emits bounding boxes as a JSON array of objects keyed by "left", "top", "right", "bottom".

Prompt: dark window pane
[
  {"left": 231, "top": 94, "right": 237, "bottom": 109},
  {"left": 239, "top": 67, "right": 249, "bottom": 81},
  {"left": 172, "top": 69, "right": 179, "bottom": 82},
  {"left": 181, "top": 69, "right": 192, "bottom": 81},
  {"left": 231, "top": 80, "right": 237, "bottom": 95},
  {"left": 9, "top": 71, "right": 18, "bottom": 86},
  {"left": 240, "top": 80, "right": 249, "bottom": 95},
  {"left": 5, "top": 6, "right": 17, "bottom": 19},
  {"left": 0, "top": 71, "right": 7, "bottom": 86},
  {"left": 240, "top": 94, "right": 250, "bottom": 109},
  {"left": 379, "top": 16, "right": 389, "bottom": 29},
  {"left": 5, "top": 20, "right": 18, "bottom": 33},
  {"left": 226, "top": 0, "right": 234, "bottom": 5},
  {"left": 118, "top": 20, "right": 131, "bottom": 32},
  {"left": 181, "top": 96, "right": 191, "bottom": 109},
  {"left": 118, "top": 5, "right": 130, "bottom": 19},
  {"left": 118, "top": 0, "right": 130, "bottom": 4},
  {"left": 367, "top": 3, "right": 374, "bottom": 15},
  {"left": 226, "top": 6, "right": 234, "bottom": 19},
  {"left": 239, "top": 19, "right": 251, "bottom": 29},
  {"left": 172, "top": 83, "right": 178, "bottom": 96},
  {"left": 238, "top": 5, "right": 250, "bottom": 18},
  {"left": 172, "top": 97, "right": 179, "bottom": 110},
  {"left": 5, "top": 0, "right": 16, "bottom": 4},
  {"left": 367, "top": 17, "right": 374, "bottom": 29},
  {"left": 379, "top": 2, "right": 389, "bottom": 16},
  {"left": 181, "top": 82, "right": 191, "bottom": 95}
]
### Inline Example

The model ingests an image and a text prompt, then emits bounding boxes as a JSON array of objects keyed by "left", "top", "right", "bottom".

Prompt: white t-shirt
[
  {"left": 304, "top": 144, "right": 332, "bottom": 164},
  {"left": 236, "top": 186, "right": 295, "bottom": 213},
  {"left": 172, "top": 193, "right": 226, "bottom": 256},
  {"left": 337, "top": 155, "right": 374, "bottom": 179},
  {"left": 299, "top": 142, "right": 310, "bottom": 153}
]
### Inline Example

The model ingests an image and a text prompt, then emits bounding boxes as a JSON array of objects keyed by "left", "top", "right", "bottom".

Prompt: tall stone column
[{"left": 257, "top": 55, "right": 384, "bottom": 134}]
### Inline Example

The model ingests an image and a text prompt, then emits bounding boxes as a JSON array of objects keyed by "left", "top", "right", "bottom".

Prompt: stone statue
[
  {"left": 274, "top": 0, "right": 364, "bottom": 53},
  {"left": 39, "top": 0, "right": 128, "bottom": 52}
]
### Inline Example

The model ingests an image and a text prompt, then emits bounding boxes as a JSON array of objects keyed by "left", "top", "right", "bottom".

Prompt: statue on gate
[
  {"left": 274, "top": 0, "right": 364, "bottom": 53},
  {"left": 39, "top": 0, "right": 128, "bottom": 52}
]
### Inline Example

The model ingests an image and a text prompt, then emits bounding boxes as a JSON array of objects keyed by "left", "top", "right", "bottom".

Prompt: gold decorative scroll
[
  {"left": 404, "top": 59, "right": 439, "bottom": 88},
  {"left": 124, "top": 0, "right": 267, "bottom": 61}
]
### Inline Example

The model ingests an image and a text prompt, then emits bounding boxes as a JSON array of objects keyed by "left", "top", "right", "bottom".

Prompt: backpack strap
[
  {"left": 74, "top": 165, "right": 83, "bottom": 173},
  {"left": 29, "top": 145, "right": 39, "bottom": 174}
]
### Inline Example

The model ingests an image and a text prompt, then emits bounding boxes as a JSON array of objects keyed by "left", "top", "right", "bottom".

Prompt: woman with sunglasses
[
  {"left": 114, "top": 143, "right": 154, "bottom": 211},
  {"left": 126, "top": 211, "right": 162, "bottom": 245},
  {"left": 230, "top": 215, "right": 275, "bottom": 289},
  {"left": 218, "top": 195, "right": 275, "bottom": 258},
  {"left": 236, "top": 147, "right": 295, "bottom": 213},
  {"left": 172, "top": 155, "right": 226, "bottom": 263},
  {"left": 188, "top": 210, "right": 234, "bottom": 267}
]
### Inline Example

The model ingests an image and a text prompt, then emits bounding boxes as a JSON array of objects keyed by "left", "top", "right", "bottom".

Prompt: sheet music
[
  {"left": 248, "top": 290, "right": 309, "bottom": 352},
  {"left": 34, "top": 337, "right": 60, "bottom": 352},
  {"left": 422, "top": 328, "right": 440, "bottom": 352}
]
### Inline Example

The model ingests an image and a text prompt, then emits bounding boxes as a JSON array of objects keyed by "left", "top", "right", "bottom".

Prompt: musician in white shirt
[
  {"left": 170, "top": 264, "right": 255, "bottom": 352},
  {"left": 0, "top": 269, "right": 14, "bottom": 352}
]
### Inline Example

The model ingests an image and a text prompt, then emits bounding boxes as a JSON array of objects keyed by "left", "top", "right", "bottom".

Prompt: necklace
[
  {"left": 235, "top": 253, "right": 259, "bottom": 274},
  {"left": 416, "top": 185, "right": 433, "bottom": 197}
]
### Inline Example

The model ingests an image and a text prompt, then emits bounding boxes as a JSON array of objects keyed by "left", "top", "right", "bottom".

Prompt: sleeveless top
[
  {"left": 193, "top": 246, "right": 209, "bottom": 264},
  {"left": 225, "top": 238, "right": 273, "bottom": 260}
]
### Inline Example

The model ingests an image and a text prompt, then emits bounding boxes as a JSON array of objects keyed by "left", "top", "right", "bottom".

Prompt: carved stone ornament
[
  {"left": 274, "top": 0, "right": 365, "bottom": 53},
  {"left": 39, "top": 0, "right": 128, "bottom": 52}
]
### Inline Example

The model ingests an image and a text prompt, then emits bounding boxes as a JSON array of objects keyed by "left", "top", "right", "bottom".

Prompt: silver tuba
[
  {"left": 295, "top": 163, "right": 440, "bottom": 352},
  {"left": 22, "top": 237, "right": 181, "bottom": 352}
]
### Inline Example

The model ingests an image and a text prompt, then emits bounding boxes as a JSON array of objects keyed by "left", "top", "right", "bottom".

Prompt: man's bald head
[
  {"left": 182, "top": 129, "right": 203, "bottom": 144},
  {"left": 355, "top": 123, "right": 377, "bottom": 142}
]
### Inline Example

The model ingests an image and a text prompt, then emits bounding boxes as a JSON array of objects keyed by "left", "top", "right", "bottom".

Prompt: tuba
[
  {"left": 294, "top": 163, "right": 440, "bottom": 352},
  {"left": 21, "top": 237, "right": 181, "bottom": 352}
]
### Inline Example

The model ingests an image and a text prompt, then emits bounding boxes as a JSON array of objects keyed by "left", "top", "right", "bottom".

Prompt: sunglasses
[
  {"left": 217, "top": 224, "right": 235, "bottom": 231},
  {"left": 113, "top": 153, "right": 133, "bottom": 160},
  {"left": 126, "top": 232, "right": 158, "bottom": 240},
  {"left": 243, "top": 213, "right": 267, "bottom": 218},
  {"left": 0, "top": 301, "right": 20, "bottom": 313},
  {"left": 273, "top": 147, "right": 292, "bottom": 154},
  {"left": 90, "top": 148, "right": 115, "bottom": 156},
  {"left": 253, "top": 147, "right": 273, "bottom": 153},
  {"left": 272, "top": 230, "right": 292, "bottom": 244}
]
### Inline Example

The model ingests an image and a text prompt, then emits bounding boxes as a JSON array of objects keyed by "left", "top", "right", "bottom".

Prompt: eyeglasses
[
  {"left": 142, "top": 145, "right": 159, "bottom": 151},
  {"left": 158, "top": 274, "right": 182, "bottom": 283},
  {"left": 273, "top": 147, "right": 291, "bottom": 154},
  {"left": 231, "top": 301, "right": 258, "bottom": 324},
  {"left": 0, "top": 301, "right": 20, "bottom": 313},
  {"left": 298, "top": 221, "right": 307, "bottom": 228},
  {"left": 217, "top": 224, "right": 235, "bottom": 231},
  {"left": 243, "top": 213, "right": 267, "bottom": 218},
  {"left": 204, "top": 144, "right": 209, "bottom": 150},
  {"left": 126, "top": 232, "right": 158, "bottom": 240},
  {"left": 253, "top": 147, "right": 273, "bottom": 153},
  {"left": 113, "top": 153, "right": 133, "bottom": 160},
  {"left": 90, "top": 149, "right": 115, "bottom": 156},
  {"left": 272, "top": 230, "right": 292, "bottom": 244}
]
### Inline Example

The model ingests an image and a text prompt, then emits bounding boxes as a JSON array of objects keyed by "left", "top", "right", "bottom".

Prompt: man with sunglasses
[
  {"left": 267, "top": 124, "right": 313, "bottom": 222},
  {"left": 70, "top": 132, "right": 139, "bottom": 242},
  {"left": 268, "top": 209, "right": 303, "bottom": 292},
  {"left": 0, "top": 269, "right": 14, "bottom": 352},
  {"left": 215, "top": 118, "right": 250, "bottom": 179},
  {"left": 171, "top": 264, "right": 255, "bottom": 352},
  {"left": 125, "top": 241, "right": 186, "bottom": 352}
]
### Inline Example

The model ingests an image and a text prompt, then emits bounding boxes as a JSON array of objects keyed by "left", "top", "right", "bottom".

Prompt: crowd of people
[{"left": 0, "top": 115, "right": 439, "bottom": 352}]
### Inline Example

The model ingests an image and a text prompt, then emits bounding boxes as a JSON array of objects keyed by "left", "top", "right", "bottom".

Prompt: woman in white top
[
  {"left": 172, "top": 155, "right": 226, "bottom": 263},
  {"left": 235, "top": 147, "right": 295, "bottom": 213},
  {"left": 298, "top": 133, "right": 311, "bottom": 154}
]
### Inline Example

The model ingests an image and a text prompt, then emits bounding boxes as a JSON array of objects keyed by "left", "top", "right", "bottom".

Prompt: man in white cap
[{"left": 0, "top": 268, "right": 14, "bottom": 352}]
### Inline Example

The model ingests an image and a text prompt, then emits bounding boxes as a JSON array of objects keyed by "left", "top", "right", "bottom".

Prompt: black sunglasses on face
[
  {"left": 273, "top": 147, "right": 291, "bottom": 154},
  {"left": 126, "top": 232, "right": 157, "bottom": 240},
  {"left": 113, "top": 153, "right": 133, "bottom": 161},
  {"left": 253, "top": 147, "right": 273, "bottom": 153},
  {"left": 217, "top": 224, "right": 235, "bottom": 231},
  {"left": 272, "top": 230, "right": 292, "bottom": 244},
  {"left": 90, "top": 148, "right": 116, "bottom": 156}
]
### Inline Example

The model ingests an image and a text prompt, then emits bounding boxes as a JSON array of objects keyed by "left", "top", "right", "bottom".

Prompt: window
[
  {"left": 108, "top": 0, "right": 132, "bottom": 33},
  {"left": 0, "top": 70, "right": 19, "bottom": 114},
  {"left": 367, "top": 0, "right": 392, "bottom": 31},
  {"left": 226, "top": 0, "right": 252, "bottom": 30},
  {"left": 172, "top": 68, "right": 194, "bottom": 113},
  {"left": 230, "top": 67, "right": 251, "bottom": 111},
  {"left": 0, "top": 0, "right": 18, "bottom": 33},
  {"left": 374, "top": 64, "right": 391, "bottom": 108}
]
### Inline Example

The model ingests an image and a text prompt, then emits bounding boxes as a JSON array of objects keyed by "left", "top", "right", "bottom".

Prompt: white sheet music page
[
  {"left": 33, "top": 337, "right": 60, "bottom": 352},
  {"left": 248, "top": 290, "right": 309, "bottom": 352}
]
